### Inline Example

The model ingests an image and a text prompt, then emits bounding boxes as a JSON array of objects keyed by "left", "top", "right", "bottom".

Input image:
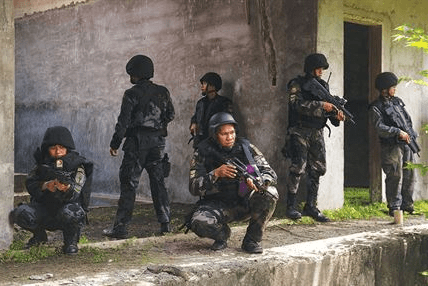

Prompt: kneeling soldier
[
  {"left": 11, "top": 126, "right": 93, "bottom": 254},
  {"left": 185, "top": 112, "right": 278, "bottom": 254}
]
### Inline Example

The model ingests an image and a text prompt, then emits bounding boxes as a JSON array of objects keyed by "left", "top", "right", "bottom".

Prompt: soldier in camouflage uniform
[
  {"left": 11, "top": 126, "right": 93, "bottom": 255},
  {"left": 282, "top": 53, "right": 344, "bottom": 222},
  {"left": 103, "top": 55, "right": 175, "bottom": 238},
  {"left": 369, "top": 72, "right": 417, "bottom": 216},
  {"left": 187, "top": 112, "right": 278, "bottom": 254},
  {"left": 189, "top": 72, "right": 233, "bottom": 148}
]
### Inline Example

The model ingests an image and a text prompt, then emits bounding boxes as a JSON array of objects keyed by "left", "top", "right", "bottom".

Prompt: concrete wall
[
  {"left": 318, "top": 0, "right": 428, "bottom": 205},
  {"left": 14, "top": 0, "right": 319, "bottom": 205},
  {"left": 13, "top": 0, "right": 428, "bottom": 213},
  {"left": 0, "top": 0, "right": 15, "bottom": 249}
]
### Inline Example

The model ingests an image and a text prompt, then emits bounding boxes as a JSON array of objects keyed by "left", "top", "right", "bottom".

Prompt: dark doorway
[
  {"left": 344, "top": 22, "right": 382, "bottom": 196},
  {"left": 344, "top": 22, "right": 370, "bottom": 188}
]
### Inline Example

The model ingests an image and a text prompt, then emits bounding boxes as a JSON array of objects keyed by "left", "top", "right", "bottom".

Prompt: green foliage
[
  {"left": 79, "top": 247, "right": 108, "bottom": 263},
  {"left": 393, "top": 25, "right": 428, "bottom": 87},
  {"left": 323, "top": 188, "right": 388, "bottom": 220},
  {"left": 414, "top": 200, "right": 428, "bottom": 217},
  {"left": 419, "top": 270, "right": 428, "bottom": 277},
  {"left": 393, "top": 25, "right": 428, "bottom": 52},
  {"left": 394, "top": 24, "right": 428, "bottom": 175},
  {"left": 79, "top": 235, "right": 90, "bottom": 244},
  {"left": 405, "top": 162, "right": 428, "bottom": 176},
  {"left": 0, "top": 245, "right": 56, "bottom": 263}
]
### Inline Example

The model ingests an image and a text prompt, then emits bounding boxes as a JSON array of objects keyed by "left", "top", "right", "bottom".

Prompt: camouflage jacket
[
  {"left": 189, "top": 138, "right": 277, "bottom": 203},
  {"left": 287, "top": 75, "right": 339, "bottom": 131}
]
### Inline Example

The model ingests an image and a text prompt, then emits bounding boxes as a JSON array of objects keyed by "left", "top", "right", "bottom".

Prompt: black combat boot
[
  {"left": 303, "top": 174, "right": 330, "bottom": 222},
  {"left": 285, "top": 192, "right": 302, "bottom": 220},
  {"left": 241, "top": 235, "right": 263, "bottom": 254},
  {"left": 160, "top": 222, "right": 171, "bottom": 235},
  {"left": 209, "top": 224, "right": 230, "bottom": 251},
  {"left": 211, "top": 240, "right": 228, "bottom": 251},
  {"left": 63, "top": 228, "right": 80, "bottom": 255},
  {"left": 302, "top": 203, "right": 330, "bottom": 222},
  {"left": 401, "top": 204, "right": 414, "bottom": 214},
  {"left": 25, "top": 229, "right": 48, "bottom": 249},
  {"left": 102, "top": 223, "right": 128, "bottom": 239}
]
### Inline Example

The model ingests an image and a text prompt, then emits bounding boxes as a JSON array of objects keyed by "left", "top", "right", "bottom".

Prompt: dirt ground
[{"left": 2, "top": 201, "right": 427, "bottom": 285}]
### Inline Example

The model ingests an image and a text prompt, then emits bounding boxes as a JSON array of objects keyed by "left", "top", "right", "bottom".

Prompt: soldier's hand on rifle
[
  {"left": 42, "top": 180, "right": 57, "bottom": 192},
  {"left": 55, "top": 180, "right": 70, "bottom": 192},
  {"left": 245, "top": 178, "right": 259, "bottom": 192},
  {"left": 110, "top": 148, "right": 119, "bottom": 157},
  {"left": 190, "top": 123, "right": 198, "bottom": 135},
  {"left": 336, "top": 110, "right": 345, "bottom": 121},
  {"left": 399, "top": 130, "right": 411, "bottom": 144},
  {"left": 214, "top": 164, "right": 237, "bottom": 179},
  {"left": 323, "top": 102, "right": 335, "bottom": 112}
]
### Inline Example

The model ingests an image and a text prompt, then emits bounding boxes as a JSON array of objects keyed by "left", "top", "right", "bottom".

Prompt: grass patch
[
  {"left": 0, "top": 244, "right": 57, "bottom": 263},
  {"left": 324, "top": 188, "right": 388, "bottom": 220},
  {"left": 275, "top": 187, "right": 428, "bottom": 223}
]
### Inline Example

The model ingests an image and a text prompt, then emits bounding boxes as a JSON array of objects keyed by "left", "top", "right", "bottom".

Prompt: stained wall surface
[
  {"left": 0, "top": 0, "right": 15, "bottom": 249},
  {"left": 14, "top": 0, "right": 428, "bottom": 212},
  {"left": 14, "top": 0, "right": 319, "bottom": 205}
]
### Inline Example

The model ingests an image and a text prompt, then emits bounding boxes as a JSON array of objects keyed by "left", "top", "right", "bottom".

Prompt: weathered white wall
[
  {"left": 0, "top": 0, "right": 15, "bottom": 249},
  {"left": 317, "top": 0, "right": 428, "bottom": 208},
  {"left": 317, "top": 0, "right": 346, "bottom": 210}
]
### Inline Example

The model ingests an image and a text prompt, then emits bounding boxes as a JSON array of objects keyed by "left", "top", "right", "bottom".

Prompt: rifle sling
[{"left": 241, "top": 140, "right": 263, "bottom": 181}]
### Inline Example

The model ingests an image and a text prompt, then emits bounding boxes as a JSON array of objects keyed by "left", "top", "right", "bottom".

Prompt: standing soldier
[
  {"left": 11, "top": 126, "right": 93, "bottom": 255},
  {"left": 103, "top": 55, "right": 175, "bottom": 238},
  {"left": 189, "top": 72, "right": 233, "bottom": 148},
  {"left": 185, "top": 112, "right": 278, "bottom": 253},
  {"left": 282, "top": 53, "right": 344, "bottom": 222},
  {"left": 369, "top": 72, "right": 418, "bottom": 216}
]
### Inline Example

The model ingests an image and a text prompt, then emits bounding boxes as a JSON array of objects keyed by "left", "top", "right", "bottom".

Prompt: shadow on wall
[{"left": 222, "top": 80, "right": 248, "bottom": 139}]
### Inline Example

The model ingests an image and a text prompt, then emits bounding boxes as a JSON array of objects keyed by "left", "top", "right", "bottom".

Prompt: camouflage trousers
[
  {"left": 381, "top": 143, "right": 415, "bottom": 210},
  {"left": 115, "top": 135, "right": 170, "bottom": 227},
  {"left": 13, "top": 202, "right": 85, "bottom": 240},
  {"left": 190, "top": 190, "right": 277, "bottom": 242},
  {"left": 285, "top": 127, "right": 326, "bottom": 200}
]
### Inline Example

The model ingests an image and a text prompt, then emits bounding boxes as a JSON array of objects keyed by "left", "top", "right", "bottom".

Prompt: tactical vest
[
  {"left": 288, "top": 75, "right": 328, "bottom": 129},
  {"left": 197, "top": 138, "right": 251, "bottom": 202},
  {"left": 34, "top": 150, "right": 93, "bottom": 211},
  {"left": 370, "top": 96, "right": 410, "bottom": 145},
  {"left": 129, "top": 81, "right": 169, "bottom": 131}
]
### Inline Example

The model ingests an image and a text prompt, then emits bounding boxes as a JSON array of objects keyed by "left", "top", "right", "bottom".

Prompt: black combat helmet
[
  {"left": 304, "top": 53, "right": 329, "bottom": 74},
  {"left": 41, "top": 126, "right": 75, "bottom": 155},
  {"left": 208, "top": 112, "right": 238, "bottom": 138},
  {"left": 200, "top": 72, "right": 222, "bottom": 91},
  {"left": 126, "top": 55, "right": 154, "bottom": 79},
  {"left": 375, "top": 72, "right": 398, "bottom": 91}
]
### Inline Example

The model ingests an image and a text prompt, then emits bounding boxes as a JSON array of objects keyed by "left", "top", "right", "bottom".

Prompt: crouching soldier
[
  {"left": 185, "top": 112, "right": 278, "bottom": 254},
  {"left": 11, "top": 126, "right": 93, "bottom": 254}
]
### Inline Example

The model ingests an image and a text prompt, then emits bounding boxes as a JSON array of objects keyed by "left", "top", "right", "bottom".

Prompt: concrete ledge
[{"left": 31, "top": 224, "right": 428, "bottom": 286}]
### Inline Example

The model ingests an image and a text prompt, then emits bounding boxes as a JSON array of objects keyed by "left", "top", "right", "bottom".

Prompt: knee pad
[
  {"left": 60, "top": 203, "right": 85, "bottom": 226},
  {"left": 190, "top": 207, "right": 229, "bottom": 240},
  {"left": 13, "top": 204, "right": 38, "bottom": 230}
]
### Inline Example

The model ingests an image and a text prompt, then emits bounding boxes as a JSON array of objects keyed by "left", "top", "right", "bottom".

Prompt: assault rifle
[
  {"left": 38, "top": 164, "right": 75, "bottom": 188},
  {"left": 225, "top": 157, "right": 266, "bottom": 197},
  {"left": 385, "top": 106, "right": 421, "bottom": 157},
  {"left": 302, "top": 78, "right": 356, "bottom": 124}
]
